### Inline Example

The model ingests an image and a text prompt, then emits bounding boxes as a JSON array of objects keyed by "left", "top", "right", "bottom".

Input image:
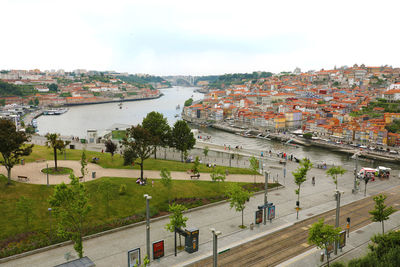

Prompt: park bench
[
  {"left": 17, "top": 175, "right": 29, "bottom": 182},
  {"left": 91, "top": 157, "right": 99, "bottom": 164},
  {"left": 190, "top": 173, "right": 200, "bottom": 180},
  {"left": 35, "top": 159, "right": 46, "bottom": 163}
]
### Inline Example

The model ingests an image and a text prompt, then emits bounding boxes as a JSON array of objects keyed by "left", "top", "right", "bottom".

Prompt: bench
[
  {"left": 18, "top": 175, "right": 29, "bottom": 182},
  {"left": 35, "top": 159, "right": 46, "bottom": 163},
  {"left": 91, "top": 157, "right": 99, "bottom": 164},
  {"left": 190, "top": 174, "right": 200, "bottom": 180}
]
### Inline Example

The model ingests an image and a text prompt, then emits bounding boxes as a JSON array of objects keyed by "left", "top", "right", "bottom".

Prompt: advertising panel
[
  {"left": 268, "top": 205, "right": 276, "bottom": 220},
  {"left": 339, "top": 230, "right": 346, "bottom": 249},
  {"left": 255, "top": 210, "right": 263, "bottom": 224},
  {"left": 128, "top": 248, "right": 141, "bottom": 267},
  {"left": 153, "top": 240, "right": 165, "bottom": 260}
]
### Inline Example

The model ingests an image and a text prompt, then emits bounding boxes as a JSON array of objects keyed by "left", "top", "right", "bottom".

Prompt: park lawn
[
  {"left": 23, "top": 145, "right": 258, "bottom": 175},
  {"left": 0, "top": 175, "right": 279, "bottom": 258}
]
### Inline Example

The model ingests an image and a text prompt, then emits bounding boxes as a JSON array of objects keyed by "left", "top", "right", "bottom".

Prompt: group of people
[{"left": 136, "top": 177, "right": 148, "bottom": 186}]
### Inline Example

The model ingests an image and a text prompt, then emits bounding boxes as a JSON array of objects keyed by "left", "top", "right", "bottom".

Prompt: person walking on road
[{"left": 312, "top": 176, "right": 315, "bottom": 186}]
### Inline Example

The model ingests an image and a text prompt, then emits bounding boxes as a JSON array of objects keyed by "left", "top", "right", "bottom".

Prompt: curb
[{"left": 0, "top": 185, "right": 284, "bottom": 263}]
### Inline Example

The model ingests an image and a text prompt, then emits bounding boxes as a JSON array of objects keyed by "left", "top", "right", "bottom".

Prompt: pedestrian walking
[{"left": 312, "top": 176, "right": 315, "bottom": 186}]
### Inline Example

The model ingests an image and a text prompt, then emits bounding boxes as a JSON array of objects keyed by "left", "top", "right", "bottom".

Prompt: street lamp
[
  {"left": 210, "top": 228, "right": 222, "bottom": 267},
  {"left": 144, "top": 194, "right": 152, "bottom": 263},
  {"left": 48, "top": 208, "right": 52, "bottom": 241},
  {"left": 334, "top": 190, "right": 344, "bottom": 255}
]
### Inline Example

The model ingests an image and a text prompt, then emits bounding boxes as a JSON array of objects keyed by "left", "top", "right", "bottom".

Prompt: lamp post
[
  {"left": 210, "top": 228, "right": 222, "bottom": 267},
  {"left": 144, "top": 194, "right": 152, "bottom": 263},
  {"left": 334, "top": 190, "right": 343, "bottom": 255},
  {"left": 48, "top": 208, "right": 52, "bottom": 241},
  {"left": 353, "top": 153, "right": 358, "bottom": 193},
  {"left": 264, "top": 171, "right": 269, "bottom": 225}
]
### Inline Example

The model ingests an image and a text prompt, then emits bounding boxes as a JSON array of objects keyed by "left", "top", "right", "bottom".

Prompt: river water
[{"left": 36, "top": 86, "right": 396, "bottom": 169}]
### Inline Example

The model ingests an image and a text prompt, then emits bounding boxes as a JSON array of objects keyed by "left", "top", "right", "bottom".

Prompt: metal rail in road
[{"left": 188, "top": 185, "right": 400, "bottom": 267}]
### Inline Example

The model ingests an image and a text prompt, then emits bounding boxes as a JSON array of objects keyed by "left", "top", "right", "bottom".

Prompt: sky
[{"left": 1, "top": 0, "right": 400, "bottom": 76}]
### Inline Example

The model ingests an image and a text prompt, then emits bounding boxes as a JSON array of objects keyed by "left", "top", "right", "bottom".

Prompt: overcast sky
[{"left": 1, "top": 0, "right": 399, "bottom": 75}]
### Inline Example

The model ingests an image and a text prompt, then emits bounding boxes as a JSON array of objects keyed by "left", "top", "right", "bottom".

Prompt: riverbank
[{"left": 64, "top": 93, "right": 163, "bottom": 106}]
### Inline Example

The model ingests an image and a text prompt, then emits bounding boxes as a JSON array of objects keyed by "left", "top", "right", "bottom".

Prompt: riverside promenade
[{"left": 2, "top": 143, "right": 400, "bottom": 266}]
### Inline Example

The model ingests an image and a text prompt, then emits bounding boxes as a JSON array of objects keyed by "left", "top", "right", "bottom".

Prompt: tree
[
  {"left": 28, "top": 99, "right": 34, "bottom": 106},
  {"left": 211, "top": 167, "right": 226, "bottom": 192},
  {"left": 369, "top": 194, "right": 396, "bottom": 234},
  {"left": 0, "top": 118, "right": 33, "bottom": 184},
  {"left": 326, "top": 166, "right": 346, "bottom": 190},
  {"left": 165, "top": 203, "right": 188, "bottom": 247},
  {"left": 303, "top": 132, "right": 313, "bottom": 139},
  {"left": 45, "top": 133, "right": 67, "bottom": 171},
  {"left": 122, "top": 125, "right": 154, "bottom": 180},
  {"left": 34, "top": 97, "right": 39, "bottom": 106},
  {"left": 160, "top": 168, "right": 172, "bottom": 203},
  {"left": 226, "top": 183, "right": 252, "bottom": 228},
  {"left": 0, "top": 99, "right": 5, "bottom": 106},
  {"left": 104, "top": 139, "right": 117, "bottom": 160},
  {"left": 16, "top": 196, "right": 35, "bottom": 230},
  {"left": 249, "top": 156, "right": 259, "bottom": 184},
  {"left": 48, "top": 84, "right": 58, "bottom": 92},
  {"left": 170, "top": 120, "right": 195, "bottom": 162},
  {"left": 80, "top": 151, "right": 87, "bottom": 179},
  {"left": 308, "top": 218, "right": 341, "bottom": 267},
  {"left": 184, "top": 98, "right": 193, "bottom": 107},
  {"left": 292, "top": 158, "right": 312, "bottom": 210},
  {"left": 49, "top": 174, "right": 91, "bottom": 258},
  {"left": 203, "top": 146, "right": 209, "bottom": 160},
  {"left": 142, "top": 111, "right": 171, "bottom": 159},
  {"left": 192, "top": 156, "right": 200, "bottom": 174}
]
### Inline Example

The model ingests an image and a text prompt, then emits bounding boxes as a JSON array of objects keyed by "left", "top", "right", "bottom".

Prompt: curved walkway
[{"left": 1, "top": 160, "right": 263, "bottom": 185}]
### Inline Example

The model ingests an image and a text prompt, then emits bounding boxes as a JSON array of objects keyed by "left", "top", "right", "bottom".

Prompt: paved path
[
  {"left": 2, "top": 152, "right": 400, "bottom": 266},
  {"left": 1, "top": 160, "right": 265, "bottom": 185}
]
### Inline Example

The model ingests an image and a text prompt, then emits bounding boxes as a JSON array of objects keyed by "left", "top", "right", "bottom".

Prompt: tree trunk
[
  {"left": 140, "top": 161, "right": 144, "bottom": 180},
  {"left": 53, "top": 148, "right": 58, "bottom": 171},
  {"left": 154, "top": 146, "right": 157, "bottom": 159},
  {"left": 181, "top": 151, "right": 183, "bottom": 162},
  {"left": 179, "top": 234, "right": 182, "bottom": 247},
  {"left": 7, "top": 167, "right": 11, "bottom": 185},
  {"left": 241, "top": 209, "right": 244, "bottom": 227},
  {"left": 382, "top": 221, "right": 385, "bottom": 234}
]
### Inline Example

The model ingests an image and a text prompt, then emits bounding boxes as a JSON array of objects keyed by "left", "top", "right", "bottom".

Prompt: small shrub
[{"left": 119, "top": 184, "right": 127, "bottom": 195}]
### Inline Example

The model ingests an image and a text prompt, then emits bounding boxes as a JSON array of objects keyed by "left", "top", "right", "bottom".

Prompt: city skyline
[{"left": 1, "top": 0, "right": 400, "bottom": 75}]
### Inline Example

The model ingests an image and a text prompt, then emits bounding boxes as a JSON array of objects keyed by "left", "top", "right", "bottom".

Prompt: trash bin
[
  {"left": 69, "top": 144, "right": 75, "bottom": 149},
  {"left": 250, "top": 223, "right": 254, "bottom": 230},
  {"left": 92, "top": 172, "right": 96, "bottom": 179},
  {"left": 80, "top": 139, "right": 86, "bottom": 144},
  {"left": 21, "top": 159, "right": 25, "bottom": 165},
  {"left": 185, "top": 227, "right": 199, "bottom": 253}
]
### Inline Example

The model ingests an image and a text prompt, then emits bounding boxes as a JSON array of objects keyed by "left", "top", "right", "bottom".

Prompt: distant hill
[{"left": 0, "top": 80, "right": 35, "bottom": 96}]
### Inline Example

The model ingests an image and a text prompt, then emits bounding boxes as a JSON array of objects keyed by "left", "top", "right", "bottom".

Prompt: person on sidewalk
[{"left": 312, "top": 176, "right": 315, "bottom": 186}]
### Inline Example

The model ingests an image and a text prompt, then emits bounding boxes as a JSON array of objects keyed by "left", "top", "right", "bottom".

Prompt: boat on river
[
  {"left": 43, "top": 108, "right": 68, "bottom": 115},
  {"left": 176, "top": 104, "right": 180, "bottom": 110}
]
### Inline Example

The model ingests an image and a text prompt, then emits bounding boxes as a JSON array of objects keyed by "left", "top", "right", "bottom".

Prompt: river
[{"left": 36, "top": 86, "right": 397, "bottom": 170}]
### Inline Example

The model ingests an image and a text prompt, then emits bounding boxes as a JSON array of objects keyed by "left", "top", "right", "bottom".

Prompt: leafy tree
[
  {"left": 368, "top": 230, "right": 400, "bottom": 260},
  {"left": 49, "top": 174, "right": 91, "bottom": 258},
  {"left": 210, "top": 167, "right": 226, "bottom": 192},
  {"left": 292, "top": 158, "right": 312, "bottom": 210},
  {"left": 28, "top": 99, "right": 34, "bottom": 106},
  {"left": 34, "top": 97, "right": 39, "bottom": 106},
  {"left": 303, "top": 132, "right": 313, "bottom": 139},
  {"left": 0, "top": 99, "right": 5, "bottom": 106},
  {"left": 0, "top": 118, "right": 33, "bottom": 184},
  {"left": 48, "top": 84, "right": 58, "bottom": 92},
  {"left": 16, "top": 196, "right": 35, "bottom": 230},
  {"left": 249, "top": 156, "right": 259, "bottom": 183},
  {"left": 160, "top": 168, "right": 172, "bottom": 203},
  {"left": 308, "top": 218, "right": 341, "bottom": 267},
  {"left": 226, "top": 183, "right": 252, "bottom": 228},
  {"left": 122, "top": 125, "right": 154, "bottom": 180},
  {"left": 80, "top": 151, "right": 87, "bottom": 179},
  {"left": 192, "top": 156, "right": 200, "bottom": 174},
  {"left": 165, "top": 203, "right": 188, "bottom": 247},
  {"left": 184, "top": 98, "right": 193, "bottom": 107},
  {"left": 142, "top": 111, "right": 171, "bottom": 159},
  {"left": 97, "top": 180, "right": 114, "bottom": 218},
  {"left": 45, "top": 133, "right": 66, "bottom": 171},
  {"left": 369, "top": 194, "right": 396, "bottom": 234},
  {"left": 203, "top": 146, "right": 209, "bottom": 160},
  {"left": 104, "top": 139, "right": 117, "bottom": 160},
  {"left": 170, "top": 120, "right": 195, "bottom": 162},
  {"left": 326, "top": 166, "right": 347, "bottom": 190}
]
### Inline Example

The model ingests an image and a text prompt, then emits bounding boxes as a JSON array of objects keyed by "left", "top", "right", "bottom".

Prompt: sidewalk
[
  {"left": 2, "top": 154, "right": 400, "bottom": 267},
  {"left": 279, "top": 211, "right": 400, "bottom": 267}
]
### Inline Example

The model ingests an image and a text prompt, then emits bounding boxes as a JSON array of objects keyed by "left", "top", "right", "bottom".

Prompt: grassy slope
[{"left": 23, "top": 145, "right": 258, "bottom": 175}]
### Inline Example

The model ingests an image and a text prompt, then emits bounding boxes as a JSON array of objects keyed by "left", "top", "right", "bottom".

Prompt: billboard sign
[
  {"left": 153, "top": 240, "right": 165, "bottom": 260},
  {"left": 339, "top": 230, "right": 346, "bottom": 249},
  {"left": 268, "top": 205, "right": 275, "bottom": 220},
  {"left": 128, "top": 248, "right": 141, "bottom": 267},
  {"left": 255, "top": 210, "right": 263, "bottom": 224}
]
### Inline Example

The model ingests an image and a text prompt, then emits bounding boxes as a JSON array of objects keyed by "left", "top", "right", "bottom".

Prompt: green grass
[
  {"left": 0, "top": 175, "right": 279, "bottom": 257},
  {"left": 23, "top": 145, "right": 258, "bottom": 175},
  {"left": 41, "top": 167, "right": 73, "bottom": 175}
]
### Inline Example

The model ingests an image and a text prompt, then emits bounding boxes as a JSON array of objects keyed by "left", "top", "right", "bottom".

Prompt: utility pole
[
  {"left": 144, "top": 194, "right": 152, "bottom": 263},
  {"left": 334, "top": 190, "right": 341, "bottom": 255},
  {"left": 264, "top": 172, "right": 269, "bottom": 225},
  {"left": 210, "top": 228, "right": 221, "bottom": 267},
  {"left": 353, "top": 153, "right": 358, "bottom": 193}
]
